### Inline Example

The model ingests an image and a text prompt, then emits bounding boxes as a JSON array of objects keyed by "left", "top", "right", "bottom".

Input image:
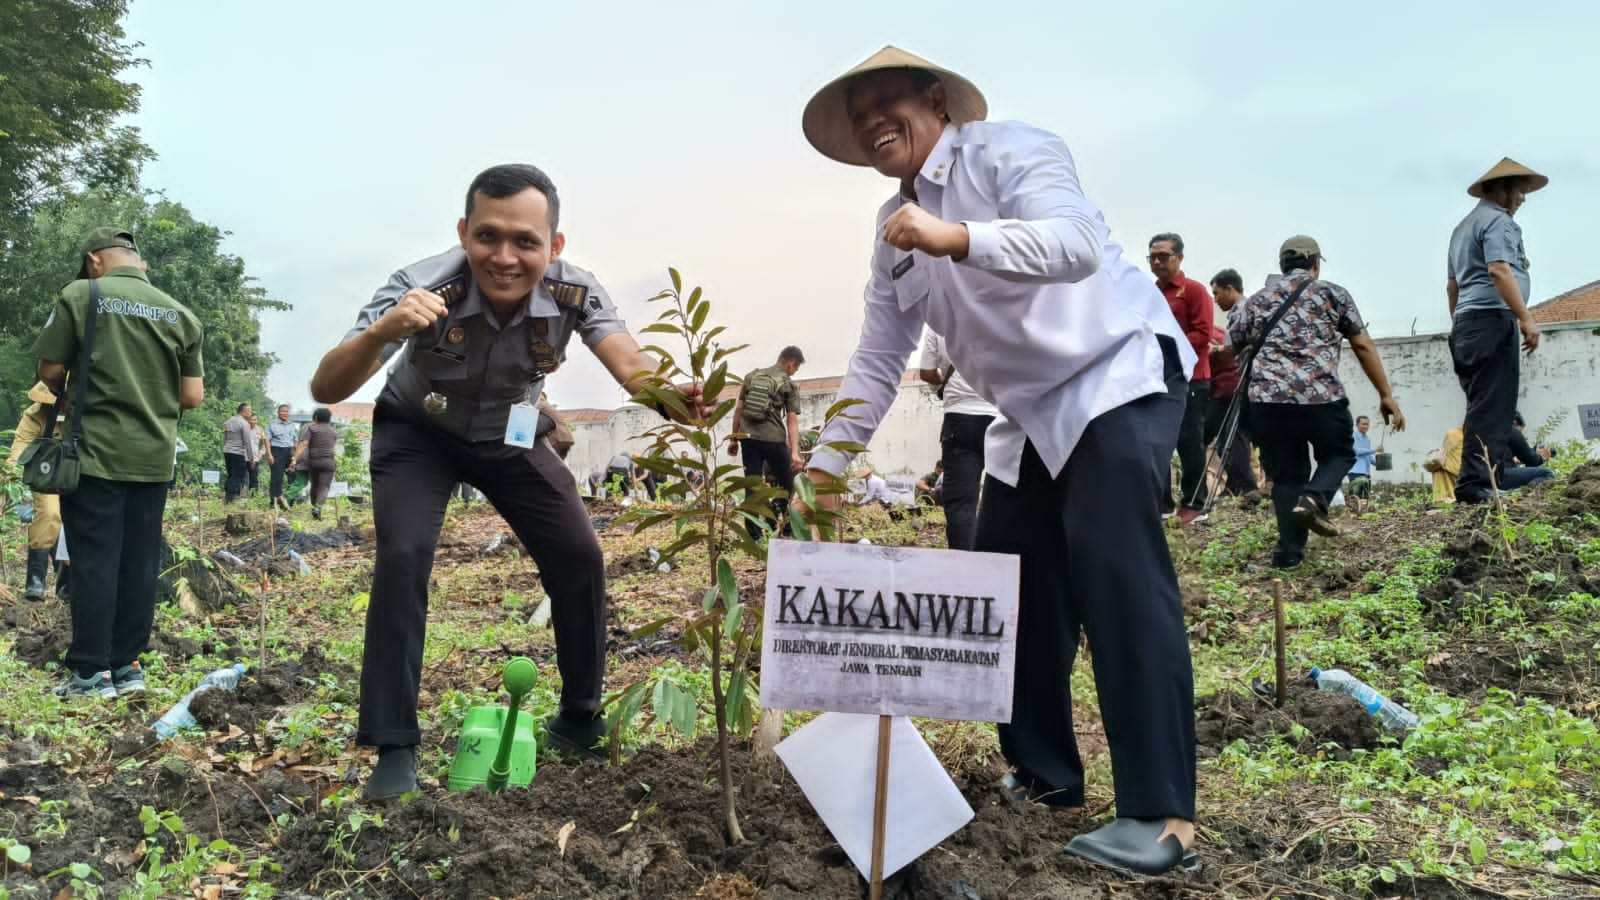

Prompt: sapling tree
[{"left": 606, "top": 268, "right": 859, "bottom": 844}]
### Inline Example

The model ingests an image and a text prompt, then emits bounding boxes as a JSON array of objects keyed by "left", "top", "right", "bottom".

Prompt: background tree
[
  {"left": 0, "top": 189, "right": 288, "bottom": 474},
  {"left": 0, "top": 0, "right": 151, "bottom": 234}
]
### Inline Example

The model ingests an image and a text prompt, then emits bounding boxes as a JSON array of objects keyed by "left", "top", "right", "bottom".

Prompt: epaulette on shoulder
[
  {"left": 426, "top": 269, "right": 469, "bottom": 306},
  {"left": 544, "top": 278, "right": 589, "bottom": 311}
]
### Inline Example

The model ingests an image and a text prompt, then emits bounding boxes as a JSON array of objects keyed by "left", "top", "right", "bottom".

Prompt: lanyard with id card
[{"left": 505, "top": 402, "right": 539, "bottom": 448}]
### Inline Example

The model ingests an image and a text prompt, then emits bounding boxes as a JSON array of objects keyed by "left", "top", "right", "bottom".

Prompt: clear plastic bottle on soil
[
  {"left": 152, "top": 664, "right": 248, "bottom": 739},
  {"left": 1307, "top": 667, "right": 1419, "bottom": 732}
]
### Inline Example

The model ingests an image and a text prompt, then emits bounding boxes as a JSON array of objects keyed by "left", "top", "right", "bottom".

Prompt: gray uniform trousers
[{"left": 356, "top": 401, "right": 607, "bottom": 748}]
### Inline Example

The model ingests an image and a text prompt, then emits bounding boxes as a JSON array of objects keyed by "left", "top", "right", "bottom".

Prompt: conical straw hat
[
  {"left": 1468, "top": 157, "right": 1548, "bottom": 198},
  {"left": 803, "top": 45, "right": 987, "bottom": 167}
]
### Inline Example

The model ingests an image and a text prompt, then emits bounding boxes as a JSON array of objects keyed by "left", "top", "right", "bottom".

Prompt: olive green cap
[{"left": 76, "top": 226, "right": 138, "bottom": 279}]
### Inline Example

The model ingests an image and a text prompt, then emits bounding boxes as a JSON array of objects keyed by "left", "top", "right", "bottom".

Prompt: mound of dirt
[
  {"left": 1196, "top": 682, "right": 1381, "bottom": 759},
  {"left": 271, "top": 741, "right": 1216, "bottom": 899},
  {"left": 188, "top": 644, "right": 358, "bottom": 734},
  {"left": 1561, "top": 460, "right": 1600, "bottom": 515}
]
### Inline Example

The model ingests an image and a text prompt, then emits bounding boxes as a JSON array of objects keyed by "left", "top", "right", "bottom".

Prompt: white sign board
[
  {"left": 1580, "top": 403, "right": 1600, "bottom": 441},
  {"left": 777, "top": 713, "right": 973, "bottom": 880},
  {"left": 327, "top": 481, "right": 350, "bottom": 498},
  {"left": 762, "top": 540, "right": 1020, "bottom": 722},
  {"left": 201, "top": 470, "right": 220, "bottom": 485}
]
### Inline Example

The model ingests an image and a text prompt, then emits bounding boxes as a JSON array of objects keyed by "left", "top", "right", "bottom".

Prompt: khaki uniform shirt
[{"left": 343, "top": 247, "right": 626, "bottom": 442}]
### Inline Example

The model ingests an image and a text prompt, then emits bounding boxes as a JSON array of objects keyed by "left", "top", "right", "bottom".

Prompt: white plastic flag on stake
[{"left": 776, "top": 712, "right": 973, "bottom": 881}]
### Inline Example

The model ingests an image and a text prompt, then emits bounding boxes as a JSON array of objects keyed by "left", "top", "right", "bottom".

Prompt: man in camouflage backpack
[{"left": 727, "top": 345, "right": 805, "bottom": 539}]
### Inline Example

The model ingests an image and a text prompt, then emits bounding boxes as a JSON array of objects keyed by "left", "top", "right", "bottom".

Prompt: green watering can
[{"left": 447, "top": 657, "right": 539, "bottom": 792}]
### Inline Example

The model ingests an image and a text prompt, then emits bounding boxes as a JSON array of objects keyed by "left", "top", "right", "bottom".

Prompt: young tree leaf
[
  {"left": 670, "top": 268, "right": 682, "bottom": 293},
  {"left": 716, "top": 557, "right": 738, "bottom": 608},
  {"left": 631, "top": 615, "right": 677, "bottom": 639}
]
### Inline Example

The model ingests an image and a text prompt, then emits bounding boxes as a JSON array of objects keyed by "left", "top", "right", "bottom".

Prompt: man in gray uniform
[{"left": 311, "top": 164, "right": 700, "bottom": 799}]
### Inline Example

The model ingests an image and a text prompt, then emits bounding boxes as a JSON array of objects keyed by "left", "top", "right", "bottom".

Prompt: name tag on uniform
[
  {"left": 892, "top": 255, "right": 915, "bottom": 280},
  {"left": 504, "top": 402, "right": 538, "bottom": 448},
  {"left": 428, "top": 346, "right": 467, "bottom": 364}
]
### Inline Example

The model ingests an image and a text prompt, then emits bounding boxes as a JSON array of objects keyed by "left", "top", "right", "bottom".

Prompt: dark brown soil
[
  {"left": 270, "top": 742, "right": 1211, "bottom": 900},
  {"left": 1196, "top": 682, "right": 1381, "bottom": 760}
]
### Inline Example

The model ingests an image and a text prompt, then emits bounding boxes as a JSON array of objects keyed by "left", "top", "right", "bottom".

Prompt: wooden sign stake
[
  {"left": 1273, "top": 578, "right": 1288, "bottom": 708},
  {"left": 869, "top": 714, "right": 892, "bottom": 900}
]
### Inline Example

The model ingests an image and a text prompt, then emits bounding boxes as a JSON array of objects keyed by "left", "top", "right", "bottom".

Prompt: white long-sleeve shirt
[
  {"left": 812, "top": 121, "right": 1194, "bottom": 486},
  {"left": 919, "top": 330, "right": 998, "bottom": 418}
]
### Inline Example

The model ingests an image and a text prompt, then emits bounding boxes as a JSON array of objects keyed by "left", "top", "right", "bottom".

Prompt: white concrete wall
[
  {"left": 1339, "top": 319, "right": 1600, "bottom": 483},
  {"left": 568, "top": 320, "right": 1600, "bottom": 484}
]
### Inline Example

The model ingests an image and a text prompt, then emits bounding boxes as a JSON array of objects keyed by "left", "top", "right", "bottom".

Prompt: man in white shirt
[
  {"left": 801, "top": 47, "right": 1197, "bottom": 875},
  {"left": 918, "top": 330, "right": 997, "bottom": 549}
]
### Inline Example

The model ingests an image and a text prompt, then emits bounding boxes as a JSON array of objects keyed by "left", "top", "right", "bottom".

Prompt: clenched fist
[
  {"left": 883, "top": 204, "right": 970, "bottom": 259},
  {"left": 376, "top": 289, "right": 448, "bottom": 342}
]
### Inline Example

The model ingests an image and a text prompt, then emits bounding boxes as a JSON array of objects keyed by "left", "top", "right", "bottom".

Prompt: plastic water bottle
[
  {"left": 1308, "top": 667, "right": 1418, "bottom": 732},
  {"left": 152, "top": 664, "right": 248, "bottom": 739},
  {"left": 286, "top": 549, "right": 312, "bottom": 575}
]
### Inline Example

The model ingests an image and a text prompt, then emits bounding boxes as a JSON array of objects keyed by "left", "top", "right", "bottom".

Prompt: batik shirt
[{"left": 1227, "top": 270, "right": 1365, "bottom": 405}]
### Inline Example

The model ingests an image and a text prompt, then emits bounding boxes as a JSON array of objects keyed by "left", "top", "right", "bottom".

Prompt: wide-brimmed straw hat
[
  {"left": 803, "top": 45, "right": 987, "bottom": 167},
  {"left": 1468, "top": 157, "right": 1548, "bottom": 198}
]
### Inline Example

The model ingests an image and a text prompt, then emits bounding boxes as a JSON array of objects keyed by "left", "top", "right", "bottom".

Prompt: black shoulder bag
[
  {"left": 19, "top": 280, "right": 101, "bottom": 495},
  {"left": 1236, "top": 275, "right": 1316, "bottom": 384}
]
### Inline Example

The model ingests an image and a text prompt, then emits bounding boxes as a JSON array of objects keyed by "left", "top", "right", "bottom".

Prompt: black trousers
[
  {"left": 268, "top": 448, "right": 294, "bottom": 499},
  {"left": 739, "top": 438, "right": 796, "bottom": 540},
  {"left": 60, "top": 475, "right": 169, "bottom": 677},
  {"left": 1451, "top": 310, "right": 1519, "bottom": 501},
  {"left": 1203, "top": 396, "right": 1258, "bottom": 495},
  {"left": 978, "top": 349, "right": 1195, "bottom": 821},
  {"left": 1249, "top": 401, "right": 1355, "bottom": 555},
  {"left": 1165, "top": 379, "right": 1209, "bottom": 510},
  {"left": 939, "top": 412, "right": 993, "bottom": 550},
  {"left": 357, "top": 407, "right": 607, "bottom": 747},
  {"left": 223, "top": 452, "right": 248, "bottom": 502}
]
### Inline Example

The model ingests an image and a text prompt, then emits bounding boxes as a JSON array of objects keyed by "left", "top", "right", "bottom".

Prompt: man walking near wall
[
  {"left": 918, "top": 330, "right": 996, "bottom": 549},
  {"left": 1447, "top": 158, "right": 1546, "bottom": 504},
  {"left": 1149, "top": 233, "right": 1213, "bottom": 522},
  {"left": 1228, "top": 236, "right": 1404, "bottom": 569},
  {"left": 727, "top": 346, "right": 804, "bottom": 540}
]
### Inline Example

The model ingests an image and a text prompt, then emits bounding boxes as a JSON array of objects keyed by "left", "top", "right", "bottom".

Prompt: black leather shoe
[
  {"left": 545, "top": 714, "right": 610, "bottom": 763},
  {"left": 1271, "top": 549, "right": 1305, "bottom": 570},
  {"left": 1064, "top": 818, "right": 1200, "bottom": 876},
  {"left": 363, "top": 745, "right": 418, "bottom": 800},
  {"left": 1001, "top": 773, "right": 1084, "bottom": 811},
  {"left": 1292, "top": 494, "right": 1339, "bottom": 537}
]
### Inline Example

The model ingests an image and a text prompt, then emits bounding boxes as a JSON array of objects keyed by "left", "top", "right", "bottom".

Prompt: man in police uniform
[{"left": 311, "top": 164, "right": 700, "bottom": 800}]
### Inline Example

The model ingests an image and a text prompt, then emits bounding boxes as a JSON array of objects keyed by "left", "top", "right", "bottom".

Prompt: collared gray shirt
[
  {"left": 1448, "top": 198, "right": 1529, "bottom": 317},
  {"left": 222, "top": 414, "right": 253, "bottom": 456},
  {"left": 267, "top": 419, "right": 299, "bottom": 448},
  {"left": 342, "top": 247, "right": 627, "bottom": 441}
]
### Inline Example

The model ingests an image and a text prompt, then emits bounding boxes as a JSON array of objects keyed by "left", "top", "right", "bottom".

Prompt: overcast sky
[{"left": 122, "top": 0, "right": 1598, "bottom": 413}]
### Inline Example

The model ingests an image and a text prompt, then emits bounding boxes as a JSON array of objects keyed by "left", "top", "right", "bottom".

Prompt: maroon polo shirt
[
  {"left": 1209, "top": 324, "right": 1239, "bottom": 399},
  {"left": 1159, "top": 274, "right": 1213, "bottom": 381}
]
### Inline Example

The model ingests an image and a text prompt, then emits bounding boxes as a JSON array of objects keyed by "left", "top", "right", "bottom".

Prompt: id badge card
[{"left": 505, "top": 402, "right": 538, "bottom": 448}]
